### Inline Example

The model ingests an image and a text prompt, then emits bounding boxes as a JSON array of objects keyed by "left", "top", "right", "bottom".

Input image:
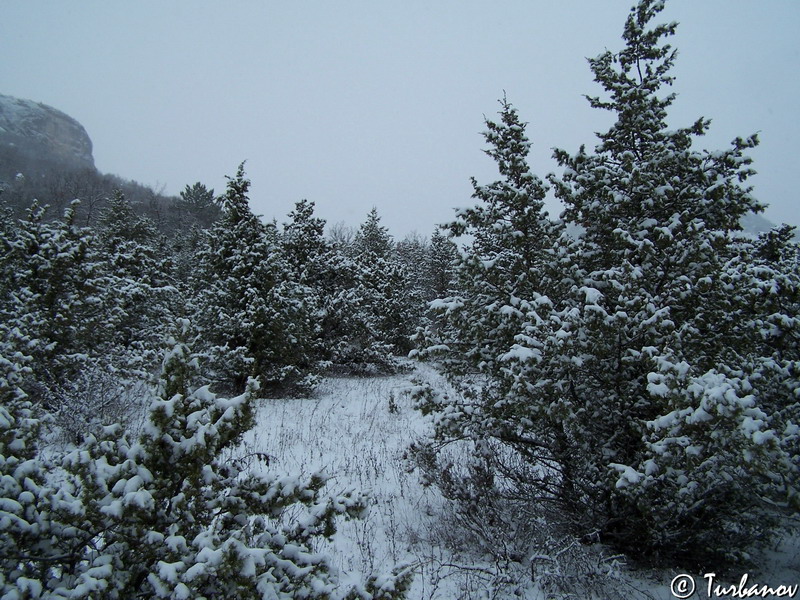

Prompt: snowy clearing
[
  {"left": 243, "top": 363, "right": 798, "bottom": 599},
  {"left": 245, "top": 364, "right": 476, "bottom": 599}
]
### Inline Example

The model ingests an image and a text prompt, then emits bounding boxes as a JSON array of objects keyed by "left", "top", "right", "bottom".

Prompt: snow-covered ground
[
  {"left": 244, "top": 364, "right": 461, "bottom": 598},
  {"left": 245, "top": 363, "right": 799, "bottom": 599}
]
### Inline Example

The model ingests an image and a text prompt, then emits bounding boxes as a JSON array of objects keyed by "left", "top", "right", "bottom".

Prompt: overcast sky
[{"left": 3, "top": 1, "right": 798, "bottom": 236}]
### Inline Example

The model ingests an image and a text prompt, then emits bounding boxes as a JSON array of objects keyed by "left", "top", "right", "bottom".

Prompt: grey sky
[{"left": 2, "top": 1, "right": 798, "bottom": 236}]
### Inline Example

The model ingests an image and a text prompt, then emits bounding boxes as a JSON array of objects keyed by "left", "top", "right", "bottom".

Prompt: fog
[{"left": 2, "top": 1, "right": 798, "bottom": 235}]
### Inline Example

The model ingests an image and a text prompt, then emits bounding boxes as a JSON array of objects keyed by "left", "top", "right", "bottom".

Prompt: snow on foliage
[
  {"left": 0, "top": 323, "right": 412, "bottom": 599},
  {"left": 415, "top": 0, "right": 799, "bottom": 567},
  {"left": 192, "top": 164, "right": 322, "bottom": 393},
  {"left": 2, "top": 0, "right": 798, "bottom": 594}
]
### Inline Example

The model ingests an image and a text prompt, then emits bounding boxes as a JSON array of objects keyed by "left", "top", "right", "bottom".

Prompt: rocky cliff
[{"left": 0, "top": 93, "right": 95, "bottom": 178}]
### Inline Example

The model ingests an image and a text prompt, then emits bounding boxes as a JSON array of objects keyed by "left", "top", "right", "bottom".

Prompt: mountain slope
[{"left": 0, "top": 92, "right": 95, "bottom": 180}]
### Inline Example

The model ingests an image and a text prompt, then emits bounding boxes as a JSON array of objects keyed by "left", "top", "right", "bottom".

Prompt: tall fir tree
[
  {"left": 416, "top": 0, "right": 799, "bottom": 566},
  {"left": 353, "top": 208, "right": 419, "bottom": 358},
  {"left": 426, "top": 226, "right": 459, "bottom": 301},
  {"left": 546, "top": 0, "right": 796, "bottom": 562},
  {"left": 193, "top": 164, "right": 317, "bottom": 392}
]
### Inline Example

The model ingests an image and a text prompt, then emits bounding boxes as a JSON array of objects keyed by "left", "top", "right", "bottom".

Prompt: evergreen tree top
[
  {"left": 99, "top": 190, "right": 159, "bottom": 244},
  {"left": 552, "top": 0, "right": 763, "bottom": 238},
  {"left": 449, "top": 97, "right": 556, "bottom": 269},
  {"left": 219, "top": 162, "right": 252, "bottom": 223},
  {"left": 584, "top": 0, "right": 694, "bottom": 158},
  {"left": 179, "top": 182, "right": 215, "bottom": 208},
  {"left": 355, "top": 207, "right": 393, "bottom": 259},
  {"left": 481, "top": 96, "right": 535, "bottom": 187}
]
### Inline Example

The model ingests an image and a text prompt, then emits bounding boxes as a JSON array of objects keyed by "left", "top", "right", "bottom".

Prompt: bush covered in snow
[{"left": 0, "top": 321, "right": 413, "bottom": 599}]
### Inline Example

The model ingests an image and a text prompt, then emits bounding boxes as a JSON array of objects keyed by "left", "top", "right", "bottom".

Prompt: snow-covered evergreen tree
[
  {"left": 193, "top": 164, "right": 318, "bottom": 392},
  {"left": 426, "top": 227, "right": 459, "bottom": 301},
  {"left": 97, "top": 191, "right": 178, "bottom": 365},
  {"left": 414, "top": 97, "right": 566, "bottom": 376},
  {"left": 0, "top": 324, "right": 65, "bottom": 597},
  {"left": 0, "top": 194, "right": 179, "bottom": 439},
  {"left": 352, "top": 208, "right": 419, "bottom": 358},
  {"left": 313, "top": 249, "right": 381, "bottom": 371},
  {"left": 0, "top": 201, "right": 110, "bottom": 402},
  {"left": 353, "top": 207, "right": 394, "bottom": 261},
  {"left": 282, "top": 198, "right": 329, "bottom": 284},
  {"left": 175, "top": 181, "right": 220, "bottom": 228},
  {"left": 0, "top": 321, "right": 412, "bottom": 599},
  {"left": 396, "top": 232, "right": 429, "bottom": 302},
  {"left": 416, "top": 0, "right": 799, "bottom": 566},
  {"left": 411, "top": 98, "right": 579, "bottom": 554},
  {"left": 278, "top": 198, "right": 332, "bottom": 375},
  {"left": 545, "top": 0, "right": 797, "bottom": 561}
]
